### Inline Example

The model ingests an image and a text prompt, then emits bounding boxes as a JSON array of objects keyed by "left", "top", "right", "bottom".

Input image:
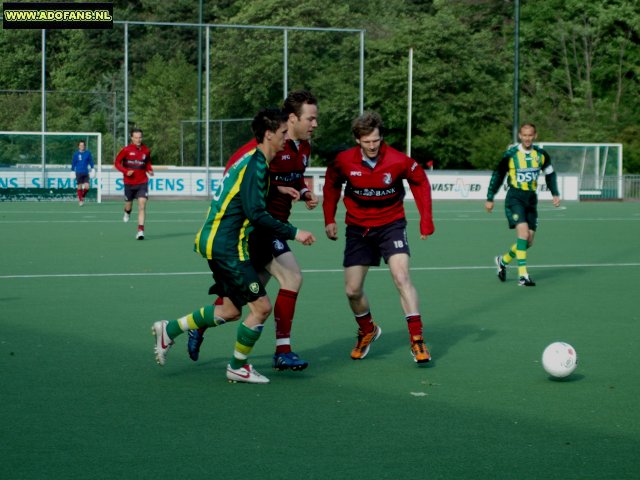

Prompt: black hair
[
  {"left": 251, "top": 108, "right": 288, "bottom": 143},
  {"left": 283, "top": 90, "right": 317, "bottom": 118}
]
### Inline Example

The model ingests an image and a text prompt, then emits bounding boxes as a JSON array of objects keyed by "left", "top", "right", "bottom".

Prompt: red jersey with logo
[
  {"left": 225, "top": 138, "right": 311, "bottom": 222},
  {"left": 114, "top": 144, "right": 153, "bottom": 185},
  {"left": 323, "top": 143, "right": 434, "bottom": 236}
]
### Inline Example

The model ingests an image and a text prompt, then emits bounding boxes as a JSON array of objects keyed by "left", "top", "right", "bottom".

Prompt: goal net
[
  {"left": 0, "top": 131, "right": 103, "bottom": 202},
  {"left": 537, "top": 142, "right": 623, "bottom": 200}
]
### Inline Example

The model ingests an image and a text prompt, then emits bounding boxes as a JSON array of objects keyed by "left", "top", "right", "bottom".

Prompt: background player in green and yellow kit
[
  {"left": 151, "top": 108, "right": 316, "bottom": 384},
  {"left": 485, "top": 123, "right": 560, "bottom": 286}
]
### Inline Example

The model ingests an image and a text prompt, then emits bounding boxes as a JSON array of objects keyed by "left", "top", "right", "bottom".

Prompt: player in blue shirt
[{"left": 71, "top": 140, "right": 94, "bottom": 206}]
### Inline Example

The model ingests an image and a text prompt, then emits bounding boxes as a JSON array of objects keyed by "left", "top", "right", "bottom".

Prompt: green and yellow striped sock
[
  {"left": 502, "top": 244, "right": 517, "bottom": 265},
  {"left": 516, "top": 238, "right": 529, "bottom": 277},
  {"left": 230, "top": 322, "right": 263, "bottom": 369},
  {"left": 166, "top": 305, "right": 226, "bottom": 338}
]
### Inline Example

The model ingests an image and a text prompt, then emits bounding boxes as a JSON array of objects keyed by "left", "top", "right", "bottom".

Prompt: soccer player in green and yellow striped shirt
[
  {"left": 151, "top": 108, "right": 316, "bottom": 383},
  {"left": 485, "top": 123, "right": 560, "bottom": 286}
]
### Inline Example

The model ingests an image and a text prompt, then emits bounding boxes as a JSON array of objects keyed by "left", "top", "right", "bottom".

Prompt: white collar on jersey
[{"left": 518, "top": 144, "right": 534, "bottom": 154}]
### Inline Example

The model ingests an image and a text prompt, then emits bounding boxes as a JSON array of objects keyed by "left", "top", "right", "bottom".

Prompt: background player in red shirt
[
  {"left": 188, "top": 91, "right": 319, "bottom": 372},
  {"left": 323, "top": 111, "right": 435, "bottom": 365},
  {"left": 114, "top": 128, "right": 154, "bottom": 240}
]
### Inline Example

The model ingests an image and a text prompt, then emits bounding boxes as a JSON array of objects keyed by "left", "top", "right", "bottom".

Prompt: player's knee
[
  {"left": 252, "top": 297, "right": 273, "bottom": 320},
  {"left": 217, "top": 304, "right": 241, "bottom": 322},
  {"left": 284, "top": 271, "right": 303, "bottom": 290},
  {"left": 345, "top": 285, "right": 363, "bottom": 302},
  {"left": 391, "top": 270, "right": 411, "bottom": 288}
]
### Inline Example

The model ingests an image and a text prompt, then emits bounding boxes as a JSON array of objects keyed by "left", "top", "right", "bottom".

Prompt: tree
[{"left": 129, "top": 53, "right": 197, "bottom": 164}]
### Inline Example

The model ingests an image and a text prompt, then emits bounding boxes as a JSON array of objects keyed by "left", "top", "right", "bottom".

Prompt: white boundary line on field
[
  {"left": 1, "top": 216, "right": 639, "bottom": 224},
  {"left": 2, "top": 262, "right": 639, "bottom": 280}
]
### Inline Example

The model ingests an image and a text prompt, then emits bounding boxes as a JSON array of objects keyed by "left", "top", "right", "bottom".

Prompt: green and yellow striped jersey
[
  {"left": 487, "top": 144, "right": 559, "bottom": 201},
  {"left": 194, "top": 147, "right": 297, "bottom": 260}
]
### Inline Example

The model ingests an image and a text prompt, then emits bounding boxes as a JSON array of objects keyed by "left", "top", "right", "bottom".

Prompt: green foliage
[
  {"left": 129, "top": 53, "right": 197, "bottom": 164},
  {"left": 619, "top": 125, "right": 640, "bottom": 174},
  {"left": 0, "top": 30, "right": 41, "bottom": 90},
  {"left": 518, "top": 0, "right": 640, "bottom": 146},
  {"left": 0, "top": 0, "right": 638, "bottom": 172}
]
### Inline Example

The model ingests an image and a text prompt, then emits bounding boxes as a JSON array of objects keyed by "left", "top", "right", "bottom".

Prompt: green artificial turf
[{"left": 1, "top": 199, "right": 639, "bottom": 479}]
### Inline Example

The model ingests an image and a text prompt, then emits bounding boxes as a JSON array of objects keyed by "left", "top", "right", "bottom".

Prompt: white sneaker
[
  {"left": 79, "top": 201, "right": 84, "bottom": 207},
  {"left": 136, "top": 230, "right": 145, "bottom": 240},
  {"left": 123, "top": 212, "right": 130, "bottom": 223},
  {"left": 152, "top": 320, "right": 173, "bottom": 366},
  {"left": 226, "top": 364, "right": 270, "bottom": 384}
]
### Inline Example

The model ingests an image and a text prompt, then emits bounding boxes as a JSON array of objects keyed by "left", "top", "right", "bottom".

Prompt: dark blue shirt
[{"left": 72, "top": 150, "right": 94, "bottom": 174}]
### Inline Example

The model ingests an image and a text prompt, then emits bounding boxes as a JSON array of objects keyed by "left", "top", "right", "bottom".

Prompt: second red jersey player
[
  {"left": 189, "top": 91, "right": 319, "bottom": 372},
  {"left": 224, "top": 135, "right": 312, "bottom": 222}
]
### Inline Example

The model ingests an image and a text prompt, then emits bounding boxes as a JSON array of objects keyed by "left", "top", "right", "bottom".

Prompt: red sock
[
  {"left": 406, "top": 314, "right": 423, "bottom": 338},
  {"left": 274, "top": 289, "right": 298, "bottom": 354},
  {"left": 138, "top": 225, "right": 144, "bottom": 232},
  {"left": 77, "top": 189, "right": 83, "bottom": 200},
  {"left": 355, "top": 311, "right": 374, "bottom": 334}
]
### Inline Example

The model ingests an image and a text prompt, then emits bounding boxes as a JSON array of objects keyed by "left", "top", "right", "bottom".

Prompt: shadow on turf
[
  {"left": 547, "top": 373, "right": 585, "bottom": 382},
  {"left": 165, "top": 327, "right": 473, "bottom": 377},
  {"left": 527, "top": 265, "right": 599, "bottom": 284},
  {"left": 0, "top": 296, "right": 21, "bottom": 302},
  {"left": 141, "top": 231, "right": 195, "bottom": 241}
]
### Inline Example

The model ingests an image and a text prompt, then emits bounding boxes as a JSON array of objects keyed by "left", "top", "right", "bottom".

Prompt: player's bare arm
[
  {"left": 277, "top": 185, "right": 300, "bottom": 201},
  {"left": 295, "top": 229, "right": 316, "bottom": 245},
  {"left": 485, "top": 200, "right": 494, "bottom": 213},
  {"left": 304, "top": 191, "right": 319, "bottom": 210}
]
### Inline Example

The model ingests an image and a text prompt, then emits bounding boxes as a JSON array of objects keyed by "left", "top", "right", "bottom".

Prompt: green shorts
[
  {"left": 505, "top": 188, "right": 538, "bottom": 231},
  {"left": 206, "top": 257, "right": 266, "bottom": 309}
]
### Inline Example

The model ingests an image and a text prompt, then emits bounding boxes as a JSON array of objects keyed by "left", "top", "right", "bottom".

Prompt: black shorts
[
  {"left": 505, "top": 189, "right": 538, "bottom": 231},
  {"left": 124, "top": 183, "right": 149, "bottom": 202},
  {"left": 207, "top": 257, "right": 266, "bottom": 310},
  {"left": 343, "top": 219, "right": 410, "bottom": 268},
  {"left": 248, "top": 227, "right": 291, "bottom": 271},
  {"left": 76, "top": 173, "right": 90, "bottom": 184}
]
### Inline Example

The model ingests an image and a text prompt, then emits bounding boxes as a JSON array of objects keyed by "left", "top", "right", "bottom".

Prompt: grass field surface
[{"left": 1, "top": 199, "right": 639, "bottom": 479}]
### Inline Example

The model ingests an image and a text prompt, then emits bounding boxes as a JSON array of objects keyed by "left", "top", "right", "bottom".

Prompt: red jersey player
[
  {"left": 323, "top": 111, "right": 435, "bottom": 365},
  {"left": 114, "top": 128, "right": 154, "bottom": 240},
  {"left": 188, "top": 91, "right": 319, "bottom": 371}
]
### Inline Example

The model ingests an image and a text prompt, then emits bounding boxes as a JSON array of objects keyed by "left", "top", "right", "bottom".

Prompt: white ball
[{"left": 542, "top": 342, "right": 578, "bottom": 378}]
